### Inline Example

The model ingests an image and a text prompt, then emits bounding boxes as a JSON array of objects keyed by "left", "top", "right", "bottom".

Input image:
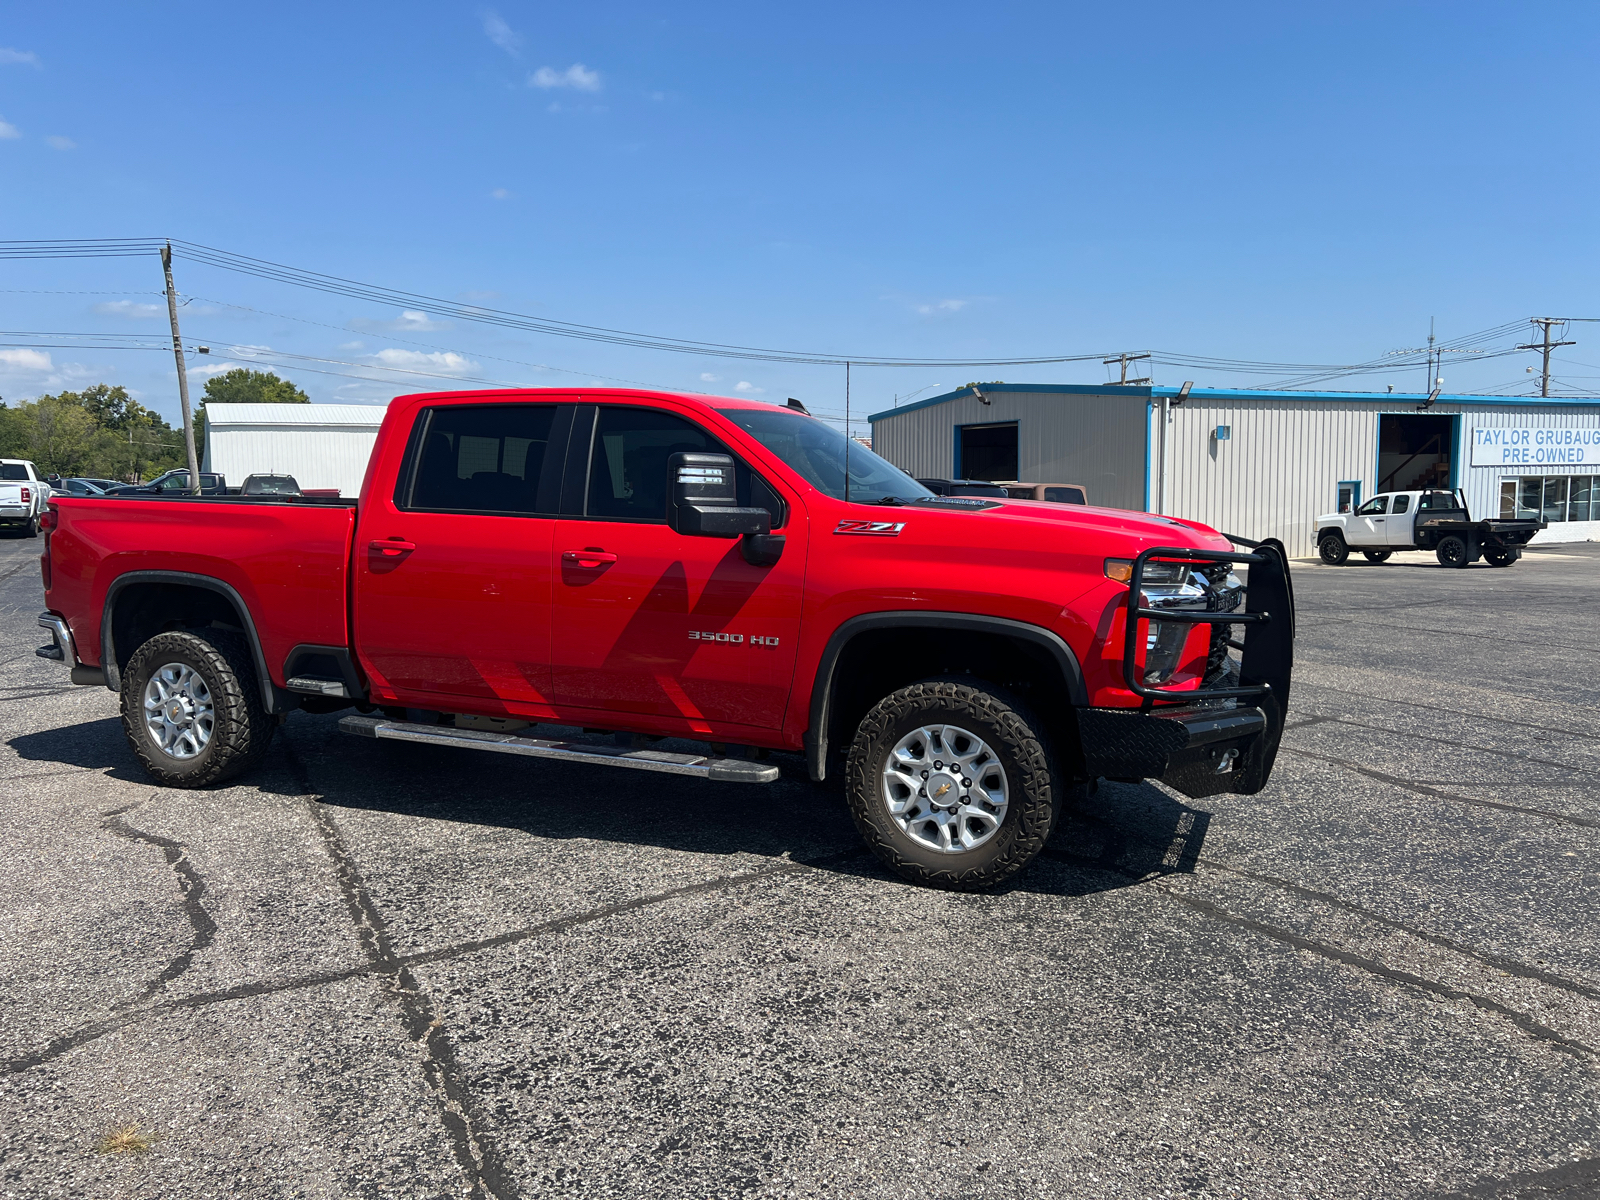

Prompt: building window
[{"left": 1501, "top": 476, "right": 1596, "bottom": 522}]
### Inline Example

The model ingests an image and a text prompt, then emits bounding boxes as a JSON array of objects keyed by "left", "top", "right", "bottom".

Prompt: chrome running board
[{"left": 337, "top": 715, "right": 781, "bottom": 783}]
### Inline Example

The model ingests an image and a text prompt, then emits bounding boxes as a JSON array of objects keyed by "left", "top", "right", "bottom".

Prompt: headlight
[{"left": 1104, "top": 558, "right": 1188, "bottom": 584}]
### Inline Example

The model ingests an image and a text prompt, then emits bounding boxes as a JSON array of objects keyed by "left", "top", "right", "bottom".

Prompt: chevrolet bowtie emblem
[{"left": 933, "top": 782, "right": 952, "bottom": 798}]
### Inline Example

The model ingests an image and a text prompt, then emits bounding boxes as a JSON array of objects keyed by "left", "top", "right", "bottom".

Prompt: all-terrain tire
[
  {"left": 1436, "top": 535, "right": 1469, "bottom": 569},
  {"left": 1318, "top": 534, "right": 1349, "bottom": 565},
  {"left": 121, "top": 629, "right": 274, "bottom": 787},
  {"left": 1362, "top": 549, "right": 1391, "bottom": 563},
  {"left": 844, "top": 677, "right": 1058, "bottom": 891}
]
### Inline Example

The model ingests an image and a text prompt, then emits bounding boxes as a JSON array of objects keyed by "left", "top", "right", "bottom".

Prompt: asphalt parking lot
[{"left": 1, "top": 537, "right": 1597, "bottom": 1200}]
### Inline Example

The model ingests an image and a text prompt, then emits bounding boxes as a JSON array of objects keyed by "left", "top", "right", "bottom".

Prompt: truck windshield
[
  {"left": 0, "top": 465, "right": 26, "bottom": 481},
  {"left": 714, "top": 406, "right": 932, "bottom": 503}
]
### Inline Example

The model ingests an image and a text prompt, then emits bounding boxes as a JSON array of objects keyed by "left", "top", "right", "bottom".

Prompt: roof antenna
[{"left": 786, "top": 397, "right": 810, "bottom": 414}]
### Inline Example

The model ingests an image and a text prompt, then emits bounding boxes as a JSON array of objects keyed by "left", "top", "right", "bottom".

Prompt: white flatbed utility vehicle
[{"left": 1315, "top": 488, "right": 1544, "bottom": 569}]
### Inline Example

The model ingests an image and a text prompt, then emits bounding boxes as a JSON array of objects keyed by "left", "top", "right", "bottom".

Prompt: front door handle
[
  {"left": 370, "top": 539, "right": 417, "bottom": 555},
  {"left": 563, "top": 549, "right": 617, "bottom": 566}
]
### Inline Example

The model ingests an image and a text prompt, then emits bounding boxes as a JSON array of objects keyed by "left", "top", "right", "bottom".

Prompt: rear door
[
  {"left": 1386, "top": 493, "right": 1417, "bottom": 546},
  {"left": 354, "top": 399, "right": 574, "bottom": 711},
  {"left": 549, "top": 403, "right": 805, "bottom": 732}
]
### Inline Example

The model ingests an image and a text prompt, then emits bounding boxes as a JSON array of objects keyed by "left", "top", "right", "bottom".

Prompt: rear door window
[
  {"left": 1391, "top": 495, "right": 1411, "bottom": 514},
  {"left": 404, "top": 405, "right": 560, "bottom": 515}
]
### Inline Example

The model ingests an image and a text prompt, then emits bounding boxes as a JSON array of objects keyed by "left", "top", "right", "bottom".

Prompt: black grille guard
[{"left": 1116, "top": 536, "right": 1296, "bottom": 795}]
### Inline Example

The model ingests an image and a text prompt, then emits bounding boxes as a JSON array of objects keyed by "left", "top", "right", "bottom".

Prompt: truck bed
[{"left": 46, "top": 495, "right": 358, "bottom": 688}]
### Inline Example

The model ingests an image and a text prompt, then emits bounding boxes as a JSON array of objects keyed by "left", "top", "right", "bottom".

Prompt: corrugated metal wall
[
  {"left": 1162, "top": 398, "right": 1379, "bottom": 555},
  {"left": 205, "top": 423, "right": 382, "bottom": 496},
  {"left": 1162, "top": 400, "right": 1600, "bottom": 557},
  {"left": 1453, "top": 405, "right": 1600, "bottom": 521},
  {"left": 872, "top": 391, "right": 1148, "bottom": 511}
]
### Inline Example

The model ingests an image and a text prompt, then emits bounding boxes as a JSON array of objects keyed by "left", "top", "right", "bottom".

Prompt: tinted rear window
[
  {"left": 0, "top": 465, "right": 27, "bottom": 481},
  {"left": 408, "top": 405, "right": 558, "bottom": 514}
]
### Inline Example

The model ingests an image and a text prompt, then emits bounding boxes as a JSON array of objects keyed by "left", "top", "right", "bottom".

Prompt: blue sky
[{"left": 2, "top": 2, "right": 1598, "bottom": 431}]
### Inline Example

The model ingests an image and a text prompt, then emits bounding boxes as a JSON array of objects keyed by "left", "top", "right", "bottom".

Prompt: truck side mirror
[{"left": 667, "top": 452, "right": 771, "bottom": 539}]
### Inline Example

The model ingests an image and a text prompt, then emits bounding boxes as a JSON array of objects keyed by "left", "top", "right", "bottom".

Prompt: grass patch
[{"left": 94, "top": 1123, "right": 156, "bottom": 1156}]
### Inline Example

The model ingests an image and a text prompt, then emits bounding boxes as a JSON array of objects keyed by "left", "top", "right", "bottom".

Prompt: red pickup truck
[{"left": 36, "top": 388, "right": 1294, "bottom": 889}]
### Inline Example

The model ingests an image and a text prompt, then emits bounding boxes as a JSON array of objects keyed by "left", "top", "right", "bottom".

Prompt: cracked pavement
[{"left": 0, "top": 537, "right": 1596, "bottom": 1199}]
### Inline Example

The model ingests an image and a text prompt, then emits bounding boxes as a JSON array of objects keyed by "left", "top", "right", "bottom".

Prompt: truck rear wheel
[
  {"left": 1318, "top": 534, "right": 1349, "bottom": 565},
  {"left": 1361, "top": 549, "right": 1391, "bottom": 563},
  {"left": 1484, "top": 546, "right": 1518, "bottom": 567},
  {"left": 844, "top": 677, "right": 1058, "bottom": 890},
  {"left": 22, "top": 514, "right": 38, "bottom": 538},
  {"left": 1436, "top": 535, "right": 1469, "bottom": 569},
  {"left": 121, "top": 629, "right": 274, "bottom": 787}
]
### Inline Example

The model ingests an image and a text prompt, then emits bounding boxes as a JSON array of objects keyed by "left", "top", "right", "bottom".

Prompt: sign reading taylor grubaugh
[{"left": 1472, "top": 426, "right": 1600, "bottom": 467}]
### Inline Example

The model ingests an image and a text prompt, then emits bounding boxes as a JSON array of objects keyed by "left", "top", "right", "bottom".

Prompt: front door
[
  {"left": 1347, "top": 495, "right": 1389, "bottom": 546},
  {"left": 355, "top": 400, "right": 572, "bottom": 712},
  {"left": 550, "top": 404, "right": 804, "bottom": 732}
]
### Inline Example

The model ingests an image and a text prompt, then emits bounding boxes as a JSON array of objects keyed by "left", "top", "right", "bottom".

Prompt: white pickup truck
[
  {"left": 1315, "top": 488, "right": 1544, "bottom": 569},
  {"left": 0, "top": 459, "right": 49, "bottom": 538}
]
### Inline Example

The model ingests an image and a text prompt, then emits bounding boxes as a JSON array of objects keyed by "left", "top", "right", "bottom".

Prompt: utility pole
[
  {"left": 1103, "top": 352, "right": 1152, "bottom": 386},
  {"left": 1516, "top": 318, "right": 1576, "bottom": 398},
  {"left": 160, "top": 242, "right": 201, "bottom": 494}
]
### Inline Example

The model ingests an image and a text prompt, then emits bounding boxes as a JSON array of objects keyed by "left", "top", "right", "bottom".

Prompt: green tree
[
  {"left": 195, "top": 368, "right": 310, "bottom": 445},
  {"left": 200, "top": 368, "right": 310, "bottom": 407},
  {"left": 0, "top": 386, "right": 187, "bottom": 482}
]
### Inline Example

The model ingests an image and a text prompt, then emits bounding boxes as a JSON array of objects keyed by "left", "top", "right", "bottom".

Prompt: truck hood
[{"left": 987, "top": 500, "right": 1234, "bottom": 551}]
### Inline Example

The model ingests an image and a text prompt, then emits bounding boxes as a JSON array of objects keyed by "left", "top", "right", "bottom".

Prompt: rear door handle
[
  {"left": 563, "top": 549, "right": 617, "bottom": 565},
  {"left": 370, "top": 539, "right": 416, "bottom": 554}
]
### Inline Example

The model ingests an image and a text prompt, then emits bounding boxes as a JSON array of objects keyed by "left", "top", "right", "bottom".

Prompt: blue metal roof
[{"left": 867, "top": 382, "right": 1600, "bottom": 424}]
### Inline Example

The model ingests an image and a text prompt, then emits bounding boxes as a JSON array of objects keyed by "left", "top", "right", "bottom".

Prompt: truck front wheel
[
  {"left": 1318, "top": 534, "right": 1349, "bottom": 565},
  {"left": 121, "top": 629, "right": 274, "bottom": 787},
  {"left": 1436, "top": 536, "right": 1470, "bottom": 568},
  {"left": 844, "top": 678, "right": 1058, "bottom": 890}
]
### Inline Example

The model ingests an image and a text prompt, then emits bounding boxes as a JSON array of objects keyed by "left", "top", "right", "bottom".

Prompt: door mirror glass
[{"left": 667, "top": 452, "right": 770, "bottom": 538}]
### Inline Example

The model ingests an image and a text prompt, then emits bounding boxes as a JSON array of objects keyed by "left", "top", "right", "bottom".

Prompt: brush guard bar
[{"left": 1100, "top": 535, "right": 1295, "bottom": 797}]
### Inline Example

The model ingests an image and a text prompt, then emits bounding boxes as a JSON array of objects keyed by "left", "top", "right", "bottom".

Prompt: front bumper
[{"left": 1086, "top": 536, "right": 1296, "bottom": 798}]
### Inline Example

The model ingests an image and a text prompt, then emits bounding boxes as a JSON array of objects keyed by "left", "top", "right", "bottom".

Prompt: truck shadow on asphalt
[{"left": 10, "top": 715, "right": 1212, "bottom": 900}]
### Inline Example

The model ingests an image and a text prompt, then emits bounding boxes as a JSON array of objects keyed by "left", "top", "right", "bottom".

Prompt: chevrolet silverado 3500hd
[{"left": 36, "top": 388, "right": 1294, "bottom": 889}]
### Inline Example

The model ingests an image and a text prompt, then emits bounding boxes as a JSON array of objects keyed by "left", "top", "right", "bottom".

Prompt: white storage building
[
  {"left": 868, "top": 384, "right": 1600, "bottom": 558},
  {"left": 202, "top": 403, "right": 388, "bottom": 497}
]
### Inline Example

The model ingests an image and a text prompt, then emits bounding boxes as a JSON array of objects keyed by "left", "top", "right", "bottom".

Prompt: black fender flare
[
  {"left": 100, "top": 570, "right": 282, "bottom": 713},
  {"left": 804, "top": 611, "right": 1088, "bottom": 782}
]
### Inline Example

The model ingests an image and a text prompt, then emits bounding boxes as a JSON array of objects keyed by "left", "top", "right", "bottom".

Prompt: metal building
[
  {"left": 202, "top": 403, "right": 388, "bottom": 497},
  {"left": 869, "top": 384, "right": 1600, "bottom": 557}
]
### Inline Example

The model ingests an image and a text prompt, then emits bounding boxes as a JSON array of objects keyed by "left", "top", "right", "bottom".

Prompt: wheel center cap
[
  {"left": 927, "top": 773, "right": 960, "bottom": 806},
  {"left": 165, "top": 700, "right": 189, "bottom": 723}
]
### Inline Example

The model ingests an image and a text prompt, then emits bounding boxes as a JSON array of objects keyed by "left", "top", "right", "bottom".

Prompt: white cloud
[
  {"left": 699, "top": 372, "right": 719, "bottom": 382},
  {"left": 734, "top": 381, "right": 764, "bottom": 394},
  {"left": 338, "top": 340, "right": 365, "bottom": 351},
  {"left": 645, "top": 90, "right": 666, "bottom": 102},
  {"left": 45, "top": 135, "right": 73, "bottom": 150},
  {"left": 0, "top": 349, "right": 52, "bottom": 370},
  {"left": 915, "top": 299, "right": 968, "bottom": 315},
  {"left": 352, "top": 309, "right": 448, "bottom": 332},
  {"left": 531, "top": 63, "right": 601, "bottom": 91},
  {"left": 0, "top": 48, "right": 39, "bottom": 67},
  {"left": 482, "top": 11, "right": 521, "bottom": 55},
  {"left": 372, "top": 349, "right": 480, "bottom": 376},
  {"left": 93, "top": 300, "right": 162, "bottom": 318},
  {"left": 490, "top": 187, "right": 510, "bottom": 200},
  {"left": 0, "top": 117, "right": 19, "bottom": 140}
]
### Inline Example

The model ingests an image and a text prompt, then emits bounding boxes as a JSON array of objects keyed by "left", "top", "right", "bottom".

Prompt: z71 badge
[{"left": 834, "top": 520, "right": 905, "bottom": 536}]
